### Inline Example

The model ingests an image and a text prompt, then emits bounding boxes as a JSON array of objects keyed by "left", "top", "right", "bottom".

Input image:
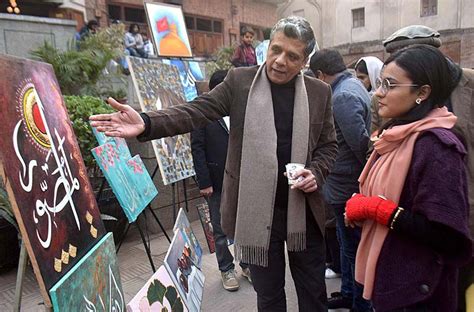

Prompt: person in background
[
  {"left": 382, "top": 25, "right": 474, "bottom": 311},
  {"left": 311, "top": 49, "right": 372, "bottom": 312},
  {"left": 191, "top": 70, "right": 251, "bottom": 292},
  {"left": 142, "top": 33, "right": 155, "bottom": 57},
  {"left": 91, "top": 16, "right": 338, "bottom": 311},
  {"left": 124, "top": 24, "right": 147, "bottom": 58},
  {"left": 231, "top": 26, "right": 257, "bottom": 67},
  {"left": 345, "top": 44, "right": 472, "bottom": 311},
  {"left": 78, "top": 20, "right": 98, "bottom": 41},
  {"left": 355, "top": 56, "right": 384, "bottom": 136}
]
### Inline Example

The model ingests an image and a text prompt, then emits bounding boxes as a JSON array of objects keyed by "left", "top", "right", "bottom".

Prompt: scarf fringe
[
  {"left": 286, "top": 231, "right": 306, "bottom": 252},
  {"left": 235, "top": 244, "right": 268, "bottom": 267}
]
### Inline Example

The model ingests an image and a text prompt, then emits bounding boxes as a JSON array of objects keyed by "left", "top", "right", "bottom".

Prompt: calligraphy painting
[
  {"left": 128, "top": 56, "right": 195, "bottom": 185},
  {"left": 162, "top": 59, "right": 204, "bottom": 101},
  {"left": 164, "top": 230, "right": 205, "bottom": 312},
  {"left": 173, "top": 208, "right": 202, "bottom": 267},
  {"left": 196, "top": 204, "right": 215, "bottom": 254},
  {"left": 256, "top": 40, "right": 270, "bottom": 65},
  {"left": 127, "top": 265, "right": 187, "bottom": 312},
  {"left": 49, "top": 233, "right": 124, "bottom": 311},
  {"left": 92, "top": 141, "right": 158, "bottom": 223},
  {"left": 0, "top": 55, "right": 105, "bottom": 303},
  {"left": 145, "top": 2, "right": 192, "bottom": 57}
]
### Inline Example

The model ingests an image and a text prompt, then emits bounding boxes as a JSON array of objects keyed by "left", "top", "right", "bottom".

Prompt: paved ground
[{"left": 0, "top": 220, "right": 345, "bottom": 311}]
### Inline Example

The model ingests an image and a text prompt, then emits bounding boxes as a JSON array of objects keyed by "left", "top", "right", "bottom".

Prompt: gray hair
[{"left": 270, "top": 16, "right": 316, "bottom": 58}]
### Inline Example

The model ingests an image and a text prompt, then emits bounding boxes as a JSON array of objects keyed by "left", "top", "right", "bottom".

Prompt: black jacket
[{"left": 191, "top": 119, "right": 228, "bottom": 192}]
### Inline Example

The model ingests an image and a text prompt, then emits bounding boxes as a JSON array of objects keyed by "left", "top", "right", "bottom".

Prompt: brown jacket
[
  {"left": 452, "top": 68, "right": 474, "bottom": 235},
  {"left": 140, "top": 66, "right": 338, "bottom": 238}
]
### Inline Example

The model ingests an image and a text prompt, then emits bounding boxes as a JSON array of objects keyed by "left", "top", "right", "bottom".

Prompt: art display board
[
  {"left": 145, "top": 1, "right": 193, "bottom": 57},
  {"left": 49, "top": 233, "right": 125, "bottom": 311},
  {"left": 91, "top": 140, "right": 158, "bottom": 223},
  {"left": 164, "top": 229, "right": 205, "bottom": 312},
  {"left": 127, "top": 265, "right": 188, "bottom": 312},
  {"left": 128, "top": 56, "right": 195, "bottom": 185},
  {"left": 0, "top": 54, "right": 105, "bottom": 305},
  {"left": 162, "top": 59, "right": 205, "bottom": 101},
  {"left": 256, "top": 40, "right": 270, "bottom": 65},
  {"left": 196, "top": 203, "right": 215, "bottom": 254},
  {"left": 173, "top": 208, "right": 203, "bottom": 268}
]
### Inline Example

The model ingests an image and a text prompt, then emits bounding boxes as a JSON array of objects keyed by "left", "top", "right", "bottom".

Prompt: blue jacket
[{"left": 323, "top": 71, "right": 371, "bottom": 204}]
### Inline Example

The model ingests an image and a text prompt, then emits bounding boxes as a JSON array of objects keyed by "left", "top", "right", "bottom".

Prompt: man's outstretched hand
[{"left": 89, "top": 97, "right": 145, "bottom": 138}]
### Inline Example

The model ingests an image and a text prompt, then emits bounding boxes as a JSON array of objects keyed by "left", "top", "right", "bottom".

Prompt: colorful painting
[
  {"left": 49, "top": 233, "right": 124, "bottom": 311},
  {"left": 165, "top": 230, "right": 205, "bottom": 312},
  {"left": 162, "top": 59, "right": 205, "bottom": 101},
  {"left": 92, "top": 141, "right": 158, "bottom": 223},
  {"left": 0, "top": 55, "right": 105, "bottom": 304},
  {"left": 173, "top": 208, "right": 202, "bottom": 267},
  {"left": 127, "top": 265, "right": 187, "bottom": 312},
  {"left": 92, "top": 125, "right": 132, "bottom": 159},
  {"left": 128, "top": 56, "right": 195, "bottom": 185},
  {"left": 196, "top": 204, "right": 215, "bottom": 254},
  {"left": 145, "top": 2, "right": 192, "bottom": 57}
]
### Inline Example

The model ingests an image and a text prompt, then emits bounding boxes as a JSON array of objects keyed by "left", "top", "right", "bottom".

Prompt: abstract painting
[
  {"left": 145, "top": 2, "right": 192, "bottom": 57},
  {"left": 92, "top": 125, "right": 132, "bottom": 160},
  {"left": 162, "top": 59, "right": 204, "bottom": 101},
  {"left": 256, "top": 40, "right": 270, "bottom": 65},
  {"left": 196, "top": 204, "right": 215, "bottom": 254},
  {"left": 127, "top": 265, "right": 187, "bottom": 312},
  {"left": 92, "top": 141, "right": 158, "bottom": 223},
  {"left": 173, "top": 208, "right": 202, "bottom": 267},
  {"left": 49, "top": 233, "right": 124, "bottom": 311},
  {"left": 128, "top": 56, "right": 195, "bottom": 185},
  {"left": 164, "top": 230, "right": 205, "bottom": 312},
  {"left": 0, "top": 55, "right": 105, "bottom": 304}
]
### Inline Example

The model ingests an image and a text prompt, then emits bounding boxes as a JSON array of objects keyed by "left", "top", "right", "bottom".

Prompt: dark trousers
[
  {"left": 208, "top": 192, "right": 247, "bottom": 272},
  {"left": 331, "top": 203, "right": 372, "bottom": 312},
  {"left": 248, "top": 206, "right": 327, "bottom": 312}
]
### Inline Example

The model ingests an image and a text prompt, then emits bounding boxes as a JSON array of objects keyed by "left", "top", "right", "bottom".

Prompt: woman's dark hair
[
  {"left": 355, "top": 59, "right": 368, "bottom": 75},
  {"left": 379, "top": 44, "right": 456, "bottom": 131},
  {"left": 129, "top": 23, "right": 140, "bottom": 33}
]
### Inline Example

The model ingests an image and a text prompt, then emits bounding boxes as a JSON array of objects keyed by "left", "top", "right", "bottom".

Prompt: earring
[{"left": 415, "top": 98, "right": 422, "bottom": 105}]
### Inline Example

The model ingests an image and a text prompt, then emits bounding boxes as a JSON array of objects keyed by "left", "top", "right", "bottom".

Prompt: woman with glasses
[{"left": 344, "top": 44, "right": 472, "bottom": 311}]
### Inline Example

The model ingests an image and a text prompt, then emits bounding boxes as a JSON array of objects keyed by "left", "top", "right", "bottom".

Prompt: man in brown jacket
[
  {"left": 91, "top": 16, "right": 337, "bottom": 312},
  {"left": 381, "top": 25, "right": 474, "bottom": 311}
]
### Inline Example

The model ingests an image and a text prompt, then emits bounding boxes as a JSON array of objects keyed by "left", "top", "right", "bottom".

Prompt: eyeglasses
[{"left": 375, "top": 77, "right": 419, "bottom": 96}]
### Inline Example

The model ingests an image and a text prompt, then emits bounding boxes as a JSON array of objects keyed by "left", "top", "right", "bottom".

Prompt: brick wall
[{"left": 333, "top": 28, "right": 474, "bottom": 69}]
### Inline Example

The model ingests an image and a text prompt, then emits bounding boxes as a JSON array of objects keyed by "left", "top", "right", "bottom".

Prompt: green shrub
[
  {"left": 64, "top": 95, "right": 114, "bottom": 170},
  {"left": 205, "top": 46, "right": 234, "bottom": 75}
]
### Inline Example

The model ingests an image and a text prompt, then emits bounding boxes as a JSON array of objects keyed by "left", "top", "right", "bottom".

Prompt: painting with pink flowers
[{"left": 91, "top": 141, "right": 158, "bottom": 223}]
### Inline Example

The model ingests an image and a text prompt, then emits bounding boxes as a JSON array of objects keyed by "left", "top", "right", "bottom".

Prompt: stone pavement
[{"left": 0, "top": 219, "right": 344, "bottom": 311}]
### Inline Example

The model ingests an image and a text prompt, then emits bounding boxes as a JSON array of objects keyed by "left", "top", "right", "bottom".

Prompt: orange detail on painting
[{"left": 159, "top": 24, "right": 191, "bottom": 57}]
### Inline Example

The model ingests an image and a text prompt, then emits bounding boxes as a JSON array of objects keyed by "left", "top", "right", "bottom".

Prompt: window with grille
[
  {"left": 421, "top": 0, "right": 437, "bottom": 17},
  {"left": 352, "top": 8, "right": 365, "bottom": 28},
  {"left": 184, "top": 15, "right": 223, "bottom": 33}
]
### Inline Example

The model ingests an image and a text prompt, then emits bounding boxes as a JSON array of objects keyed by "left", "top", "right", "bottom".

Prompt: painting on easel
[
  {"left": 0, "top": 54, "right": 105, "bottom": 304},
  {"left": 145, "top": 1, "right": 192, "bottom": 58},
  {"left": 128, "top": 56, "right": 195, "bottom": 185},
  {"left": 91, "top": 140, "right": 158, "bottom": 223},
  {"left": 49, "top": 233, "right": 124, "bottom": 311},
  {"left": 173, "top": 208, "right": 202, "bottom": 267}
]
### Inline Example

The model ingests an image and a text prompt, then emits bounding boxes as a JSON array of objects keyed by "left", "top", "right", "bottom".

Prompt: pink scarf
[{"left": 356, "top": 107, "right": 457, "bottom": 299}]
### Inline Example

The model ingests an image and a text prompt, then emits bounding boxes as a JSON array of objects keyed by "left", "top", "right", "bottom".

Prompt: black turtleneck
[{"left": 270, "top": 76, "right": 296, "bottom": 210}]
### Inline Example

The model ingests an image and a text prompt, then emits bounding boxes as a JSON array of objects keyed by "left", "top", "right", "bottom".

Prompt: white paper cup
[{"left": 285, "top": 163, "right": 305, "bottom": 185}]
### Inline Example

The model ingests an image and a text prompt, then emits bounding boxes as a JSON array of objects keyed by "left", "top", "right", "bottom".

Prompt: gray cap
[{"left": 383, "top": 25, "right": 441, "bottom": 53}]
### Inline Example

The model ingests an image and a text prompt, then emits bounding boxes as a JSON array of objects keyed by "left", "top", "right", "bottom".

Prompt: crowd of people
[{"left": 90, "top": 16, "right": 473, "bottom": 312}]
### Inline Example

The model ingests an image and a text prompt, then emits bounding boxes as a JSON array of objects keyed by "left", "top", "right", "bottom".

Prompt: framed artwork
[
  {"left": 145, "top": 2, "right": 193, "bottom": 57},
  {"left": 127, "top": 265, "right": 187, "bottom": 312},
  {"left": 256, "top": 40, "right": 270, "bottom": 65},
  {"left": 128, "top": 56, "right": 195, "bottom": 185},
  {"left": 0, "top": 55, "right": 105, "bottom": 304},
  {"left": 164, "top": 229, "right": 205, "bottom": 312},
  {"left": 196, "top": 204, "right": 215, "bottom": 254},
  {"left": 162, "top": 59, "right": 204, "bottom": 101},
  {"left": 49, "top": 233, "right": 124, "bottom": 311},
  {"left": 91, "top": 141, "right": 158, "bottom": 223},
  {"left": 173, "top": 208, "right": 202, "bottom": 267}
]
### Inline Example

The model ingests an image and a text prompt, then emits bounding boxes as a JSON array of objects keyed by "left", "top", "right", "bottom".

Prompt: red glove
[{"left": 345, "top": 194, "right": 398, "bottom": 226}]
